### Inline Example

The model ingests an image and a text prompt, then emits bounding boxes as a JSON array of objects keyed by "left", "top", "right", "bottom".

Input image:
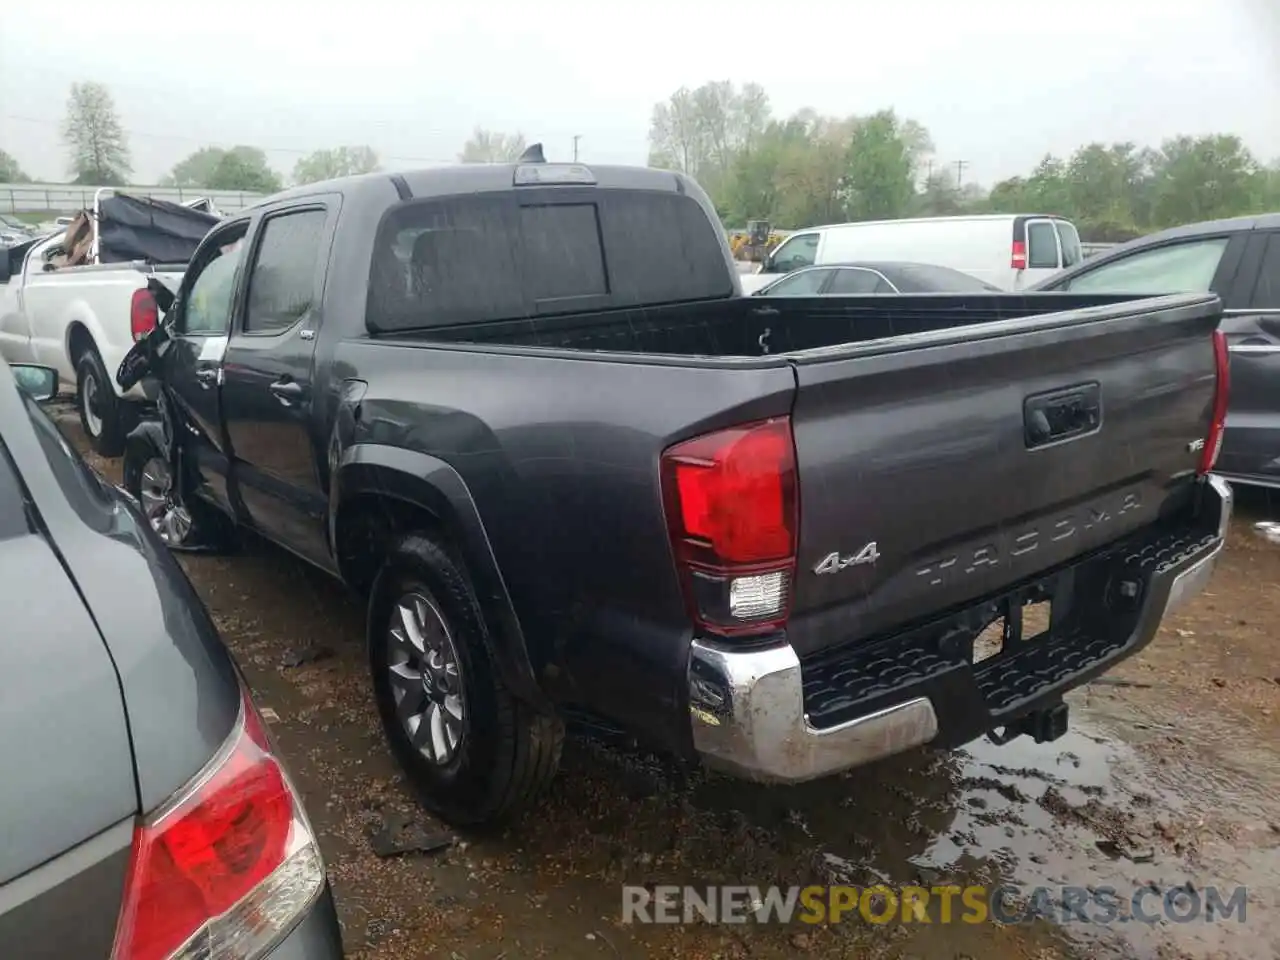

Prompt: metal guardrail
[
  {"left": 1081, "top": 242, "right": 1116, "bottom": 258},
  {"left": 0, "top": 182, "right": 266, "bottom": 214}
]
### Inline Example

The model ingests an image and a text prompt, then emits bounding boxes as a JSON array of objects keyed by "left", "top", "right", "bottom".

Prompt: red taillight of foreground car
[
  {"left": 661, "top": 417, "right": 798, "bottom": 638},
  {"left": 1199, "top": 329, "right": 1231, "bottom": 476},
  {"left": 110, "top": 686, "right": 324, "bottom": 960},
  {"left": 130, "top": 289, "right": 159, "bottom": 343}
]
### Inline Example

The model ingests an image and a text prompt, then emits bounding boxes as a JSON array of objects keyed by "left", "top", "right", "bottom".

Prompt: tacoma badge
[{"left": 814, "top": 542, "right": 880, "bottom": 575}]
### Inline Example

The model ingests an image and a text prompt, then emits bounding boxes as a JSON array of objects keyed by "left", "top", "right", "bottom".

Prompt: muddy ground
[{"left": 63, "top": 413, "right": 1280, "bottom": 960}]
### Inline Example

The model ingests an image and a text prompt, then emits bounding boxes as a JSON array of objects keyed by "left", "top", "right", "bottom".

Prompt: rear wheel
[
  {"left": 369, "top": 534, "right": 563, "bottom": 826},
  {"left": 76, "top": 345, "right": 136, "bottom": 457}
]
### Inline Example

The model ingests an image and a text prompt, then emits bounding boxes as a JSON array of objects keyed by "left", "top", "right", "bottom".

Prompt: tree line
[
  {"left": 3, "top": 79, "right": 1276, "bottom": 241},
  {"left": 648, "top": 81, "right": 1280, "bottom": 241},
  {"left": 0, "top": 82, "right": 537, "bottom": 192}
]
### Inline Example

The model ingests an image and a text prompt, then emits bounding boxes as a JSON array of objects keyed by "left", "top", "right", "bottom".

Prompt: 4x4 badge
[{"left": 814, "top": 542, "right": 880, "bottom": 575}]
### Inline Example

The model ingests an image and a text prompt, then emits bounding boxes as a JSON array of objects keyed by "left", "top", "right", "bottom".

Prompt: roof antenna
[{"left": 518, "top": 142, "right": 546, "bottom": 164}]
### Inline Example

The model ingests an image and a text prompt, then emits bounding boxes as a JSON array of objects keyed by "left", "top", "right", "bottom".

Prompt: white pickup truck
[{"left": 0, "top": 192, "right": 218, "bottom": 454}]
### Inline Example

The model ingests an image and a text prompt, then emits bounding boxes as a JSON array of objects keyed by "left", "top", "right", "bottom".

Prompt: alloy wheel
[
  {"left": 138, "top": 456, "right": 193, "bottom": 545},
  {"left": 386, "top": 591, "right": 466, "bottom": 766}
]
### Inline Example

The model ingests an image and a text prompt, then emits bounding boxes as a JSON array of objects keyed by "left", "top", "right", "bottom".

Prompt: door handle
[
  {"left": 1024, "top": 382, "right": 1101, "bottom": 449},
  {"left": 195, "top": 368, "right": 218, "bottom": 390},
  {"left": 269, "top": 378, "right": 304, "bottom": 406}
]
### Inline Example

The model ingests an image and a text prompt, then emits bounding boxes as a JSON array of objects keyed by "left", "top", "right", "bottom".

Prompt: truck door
[
  {"left": 160, "top": 219, "right": 250, "bottom": 516},
  {"left": 1216, "top": 229, "right": 1280, "bottom": 485},
  {"left": 220, "top": 202, "right": 335, "bottom": 569}
]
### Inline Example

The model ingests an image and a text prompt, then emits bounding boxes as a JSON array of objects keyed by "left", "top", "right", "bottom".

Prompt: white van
[{"left": 739, "top": 214, "right": 1082, "bottom": 294}]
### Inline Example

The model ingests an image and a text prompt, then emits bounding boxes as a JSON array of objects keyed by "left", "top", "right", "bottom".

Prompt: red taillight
[
  {"left": 1011, "top": 240, "right": 1027, "bottom": 270},
  {"left": 661, "top": 418, "right": 798, "bottom": 637},
  {"left": 130, "top": 289, "right": 159, "bottom": 342},
  {"left": 1199, "top": 329, "right": 1230, "bottom": 475},
  {"left": 111, "top": 686, "right": 324, "bottom": 960}
]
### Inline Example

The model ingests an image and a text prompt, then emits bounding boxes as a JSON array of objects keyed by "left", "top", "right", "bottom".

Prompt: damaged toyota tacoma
[{"left": 116, "top": 148, "right": 1233, "bottom": 825}]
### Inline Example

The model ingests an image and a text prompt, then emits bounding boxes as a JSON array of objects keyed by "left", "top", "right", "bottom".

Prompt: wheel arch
[{"left": 333, "top": 443, "right": 550, "bottom": 712}]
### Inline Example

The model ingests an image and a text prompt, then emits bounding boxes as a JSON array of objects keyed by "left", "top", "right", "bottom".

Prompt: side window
[
  {"left": 770, "top": 233, "right": 820, "bottom": 272},
  {"left": 1064, "top": 238, "right": 1230, "bottom": 294},
  {"left": 1055, "top": 221, "right": 1083, "bottom": 268},
  {"left": 762, "top": 269, "right": 831, "bottom": 296},
  {"left": 1246, "top": 233, "right": 1280, "bottom": 309},
  {"left": 828, "top": 269, "right": 891, "bottom": 294},
  {"left": 1027, "top": 221, "right": 1061, "bottom": 269},
  {"left": 243, "top": 209, "right": 327, "bottom": 335},
  {"left": 180, "top": 234, "right": 245, "bottom": 335}
]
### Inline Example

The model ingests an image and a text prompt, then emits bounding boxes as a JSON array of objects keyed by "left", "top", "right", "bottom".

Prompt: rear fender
[{"left": 332, "top": 443, "right": 549, "bottom": 712}]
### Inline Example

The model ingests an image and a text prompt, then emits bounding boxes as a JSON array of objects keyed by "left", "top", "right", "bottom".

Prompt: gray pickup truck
[{"left": 117, "top": 151, "right": 1232, "bottom": 825}]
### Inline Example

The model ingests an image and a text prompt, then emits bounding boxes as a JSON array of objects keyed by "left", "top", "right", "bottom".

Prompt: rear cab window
[
  {"left": 1054, "top": 221, "right": 1083, "bottom": 268},
  {"left": 367, "top": 189, "right": 732, "bottom": 331},
  {"left": 1026, "top": 221, "right": 1062, "bottom": 269}
]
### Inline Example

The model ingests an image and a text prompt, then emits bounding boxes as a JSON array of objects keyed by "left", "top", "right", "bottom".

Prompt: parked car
[
  {"left": 0, "top": 214, "right": 34, "bottom": 246},
  {"left": 754, "top": 261, "right": 1002, "bottom": 296},
  {"left": 116, "top": 153, "right": 1230, "bottom": 828},
  {"left": 1031, "top": 212, "right": 1280, "bottom": 490},
  {"left": 0, "top": 192, "right": 218, "bottom": 456},
  {"left": 0, "top": 357, "right": 343, "bottom": 958},
  {"left": 739, "top": 213, "right": 1083, "bottom": 294}
]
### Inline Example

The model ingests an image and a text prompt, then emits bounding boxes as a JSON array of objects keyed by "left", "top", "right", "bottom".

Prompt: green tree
[
  {"left": 165, "top": 146, "right": 227, "bottom": 187},
  {"left": 166, "top": 145, "right": 281, "bottom": 192},
  {"left": 457, "top": 129, "right": 526, "bottom": 164},
  {"left": 62, "top": 81, "right": 131, "bottom": 184},
  {"left": 1149, "top": 135, "right": 1261, "bottom": 227},
  {"left": 913, "top": 168, "right": 965, "bottom": 216},
  {"left": 0, "top": 149, "right": 31, "bottom": 182},
  {"left": 292, "top": 146, "right": 380, "bottom": 184},
  {"left": 775, "top": 112, "right": 855, "bottom": 227},
  {"left": 648, "top": 80, "right": 772, "bottom": 195},
  {"left": 209, "top": 149, "right": 283, "bottom": 193},
  {"left": 841, "top": 110, "right": 918, "bottom": 221}
]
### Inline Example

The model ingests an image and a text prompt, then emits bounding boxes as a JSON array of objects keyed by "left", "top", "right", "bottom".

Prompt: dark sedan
[
  {"left": 753, "top": 260, "right": 1002, "bottom": 296},
  {"left": 1031, "top": 213, "right": 1280, "bottom": 491},
  {"left": 0, "top": 359, "right": 343, "bottom": 959}
]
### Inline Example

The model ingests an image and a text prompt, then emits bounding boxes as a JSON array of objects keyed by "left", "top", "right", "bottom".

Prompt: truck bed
[
  {"left": 356, "top": 292, "right": 1221, "bottom": 704},
  {"left": 405, "top": 292, "right": 1149, "bottom": 359}
]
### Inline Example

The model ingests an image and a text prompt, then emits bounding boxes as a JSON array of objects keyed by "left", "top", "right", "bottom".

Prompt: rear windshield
[
  {"left": 366, "top": 189, "right": 732, "bottom": 331},
  {"left": 1055, "top": 220, "right": 1083, "bottom": 268}
]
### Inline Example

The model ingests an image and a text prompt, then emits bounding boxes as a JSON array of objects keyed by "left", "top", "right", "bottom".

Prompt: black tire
[
  {"left": 369, "top": 534, "right": 563, "bottom": 826},
  {"left": 76, "top": 345, "right": 136, "bottom": 457},
  {"left": 123, "top": 430, "right": 233, "bottom": 552}
]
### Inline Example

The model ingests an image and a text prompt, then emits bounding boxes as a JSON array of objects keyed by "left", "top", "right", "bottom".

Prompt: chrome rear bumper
[{"left": 685, "top": 475, "right": 1232, "bottom": 783}]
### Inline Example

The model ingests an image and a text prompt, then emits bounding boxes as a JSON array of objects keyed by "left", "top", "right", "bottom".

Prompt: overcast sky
[{"left": 1, "top": 0, "right": 1277, "bottom": 187}]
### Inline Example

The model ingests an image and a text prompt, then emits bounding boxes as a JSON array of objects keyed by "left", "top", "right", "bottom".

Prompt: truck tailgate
[{"left": 786, "top": 293, "right": 1221, "bottom": 658}]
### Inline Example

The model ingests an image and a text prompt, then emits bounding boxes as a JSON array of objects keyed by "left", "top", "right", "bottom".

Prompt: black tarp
[{"left": 97, "top": 193, "right": 220, "bottom": 265}]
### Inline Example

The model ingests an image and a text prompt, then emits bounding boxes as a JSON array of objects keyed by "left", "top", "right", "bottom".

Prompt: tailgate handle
[{"left": 1024, "top": 382, "right": 1101, "bottom": 449}]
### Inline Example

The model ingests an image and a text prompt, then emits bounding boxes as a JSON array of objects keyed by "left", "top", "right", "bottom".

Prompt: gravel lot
[{"left": 64, "top": 412, "right": 1280, "bottom": 960}]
